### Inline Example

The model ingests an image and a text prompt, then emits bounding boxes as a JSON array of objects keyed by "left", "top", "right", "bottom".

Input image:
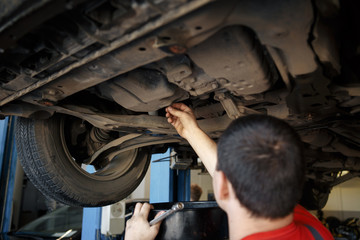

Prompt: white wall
[
  {"left": 323, "top": 177, "right": 360, "bottom": 220},
  {"left": 191, "top": 169, "right": 213, "bottom": 201},
  {"left": 129, "top": 165, "right": 151, "bottom": 200}
]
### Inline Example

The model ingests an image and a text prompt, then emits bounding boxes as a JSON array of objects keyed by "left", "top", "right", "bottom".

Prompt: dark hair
[
  {"left": 217, "top": 114, "right": 304, "bottom": 219},
  {"left": 190, "top": 184, "right": 203, "bottom": 201}
]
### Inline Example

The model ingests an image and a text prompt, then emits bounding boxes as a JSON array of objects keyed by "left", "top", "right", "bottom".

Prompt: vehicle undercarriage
[{"left": 0, "top": 0, "right": 359, "bottom": 207}]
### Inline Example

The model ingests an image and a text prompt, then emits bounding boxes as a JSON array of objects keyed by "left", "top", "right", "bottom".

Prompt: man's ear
[{"left": 214, "top": 170, "right": 230, "bottom": 201}]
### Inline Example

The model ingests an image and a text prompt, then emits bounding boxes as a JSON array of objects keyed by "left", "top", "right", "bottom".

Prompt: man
[
  {"left": 125, "top": 103, "right": 333, "bottom": 240},
  {"left": 190, "top": 183, "right": 203, "bottom": 201}
]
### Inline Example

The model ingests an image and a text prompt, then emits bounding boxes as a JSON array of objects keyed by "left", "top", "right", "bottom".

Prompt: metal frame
[
  {"left": 81, "top": 207, "right": 102, "bottom": 240},
  {"left": 81, "top": 165, "right": 102, "bottom": 240},
  {"left": 150, "top": 149, "right": 174, "bottom": 203},
  {"left": 150, "top": 149, "right": 190, "bottom": 203},
  {"left": 0, "top": 117, "right": 18, "bottom": 233}
]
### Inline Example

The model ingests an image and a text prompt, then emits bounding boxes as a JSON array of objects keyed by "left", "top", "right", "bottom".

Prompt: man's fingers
[
  {"left": 167, "top": 106, "right": 185, "bottom": 118},
  {"left": 171, "top": 102, "right": 187, "bottom": 110},
  {"left": 133, "top": 202, "right": 142, "bottom": 215},
  {"left": 154, "top": 211, "right": 165, "bottom": 218},
  {"left": 150, "top": 211, "right": 165, "bottom": 231},
  {"left": 140, "top": 203, "right": 152, "bottom": 216}
]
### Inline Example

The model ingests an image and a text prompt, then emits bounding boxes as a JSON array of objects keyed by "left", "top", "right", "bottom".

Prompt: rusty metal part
[
  {"left": 0, "top": 0, "right": 213, "bottom": 106},
  {"left": 0, "top": 102, "right": 54, "bottom": 119},
  {"left": 329, "top": 172, "right": 360, "bottom": 188},
  {"left": 0, "top": 0, "right": 87, "bottom": 45},
  {"left": 266, "top": 46, "right": 291, "bottom": 90},
  {"left": 300, "top": 129, "right": 333, "bottom": 147},
  {"left": 228, "top": 0, "right": 317, "bottom": 76},
  {"left": 1, "top": 0, "right": 318, "bottom": 106},
  {"left": 215, "top": 93, "right": 244, "bottom": 119},
  {"left": 188, "top": 26, "right": 277, "bottom": 96},
  {"left": 87, "top": 134, "right": 181, "bottom": 165},
  {"left": 193, "top": 103, "right": 224, "bottom": 119},
  {"left": 311, "top": 0, "right": 341, "bottom": 76},
  {"left": 215, "top": 92, "right": 261, "bottom": 119},
  {"left": 44, "top": 104, "right": 233, "bottom": 136},
  {"left": 90, "top": 128, "right": 111, "bottom": 143},
  {"left": 332, "top": 85, "right": 360, "bottom": 97},
  {"left": 86, "top": 133, "right": 140, "bottom": 164},
  {"left": 99, "top": 68, "right": 189, "bottom": 112},
  {"left": 263, "top": 103, "right": 291, "bottom": 119}
]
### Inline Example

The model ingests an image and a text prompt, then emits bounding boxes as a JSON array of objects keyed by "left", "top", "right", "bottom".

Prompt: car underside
[{"left": 0, "top": 0, "right": 359, "bottom": 208}]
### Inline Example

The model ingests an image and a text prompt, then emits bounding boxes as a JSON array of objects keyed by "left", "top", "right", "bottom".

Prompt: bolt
[
  {"left": 45, "top": 88, "right": 63, "bottom": 96},
  {"left": 185, "top": 85, "right": 192, "bottom": 91},
  {"left": 47, "top": 89, "right": 56, "bottom": 95},
  {"left": 38, "top": 99, "right": 55, "bottom": 106},
  {"left": 23, "top": 68, "right": 32, "bottom": 75},
  {"left": 238, "top": 61, "right": 245, "bottom": 67},
  {"left": 190, "top": 78, "right": 196, "bottom": 83},
  {"left": 189, "top": 90, "right": 197, "bottom": 96},
  {"left": 215, "top": 92, "right": 225, "bottom": 101},
  {"left": 218, "top": 78, "right": 229, "bottom": 85},
  {"left": 89, "top": 64, "right": 98, "bottom": 70},
  {"left": 307, "top": 113, "right": 313, "bottom": 121},
  {"left": 169, "top": 45, "right": 187, "bottom": 54}
]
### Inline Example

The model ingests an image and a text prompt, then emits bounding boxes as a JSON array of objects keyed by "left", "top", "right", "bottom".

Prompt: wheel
[{"left": 15, "top": 115, "right": 151, "bottom": 207}]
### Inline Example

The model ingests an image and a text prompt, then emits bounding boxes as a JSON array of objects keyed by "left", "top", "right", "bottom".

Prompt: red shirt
[{"left": 243, "top": 205, "right": 334, "bottom": 240}]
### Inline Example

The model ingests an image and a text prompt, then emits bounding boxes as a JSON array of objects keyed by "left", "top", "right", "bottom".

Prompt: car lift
[
  {"left": 0, "top": 117, "right": 18, "bottom": 234},
  {"left": 82, "top": 149, "right": 191, "bottom": 239},
  {"left": 0, "top": 118, "right": 191, "bottom": 239}
]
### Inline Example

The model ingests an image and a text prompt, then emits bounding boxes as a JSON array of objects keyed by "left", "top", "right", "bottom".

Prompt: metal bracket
[
  {"left": 86, "top": 134, "right": 181, "bottom": 165},
  {"left": 215, "top": 92, "right": 260, "bottom": 119},
  {"left": 170, "top": 149, "right": 192, "bottom": 170}
]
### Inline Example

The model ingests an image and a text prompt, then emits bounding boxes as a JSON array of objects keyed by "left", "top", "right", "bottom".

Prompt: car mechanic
[{"left": 124, "top": 103, "right": 334, "bottom": 240}]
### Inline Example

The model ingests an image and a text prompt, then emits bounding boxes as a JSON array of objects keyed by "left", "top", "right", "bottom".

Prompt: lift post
[
  {"left": 150, "top": 149, "right": 190, "bottom": 203},
  {"left": 81, "top": 148, "right": 191, "bottom": 239},
  {"left": 0, "top": 117, "right": 18, "bottom": 233}
]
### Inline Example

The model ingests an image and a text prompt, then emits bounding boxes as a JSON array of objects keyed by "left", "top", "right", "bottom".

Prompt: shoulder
[
  {"left": 242, "top": 205, "right": 334, "bottom": 240},
  {"left": 293, "top": 204, "right": 334, "bottom": 240}
]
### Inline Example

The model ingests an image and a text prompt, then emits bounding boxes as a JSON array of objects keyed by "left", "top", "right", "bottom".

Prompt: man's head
[
  {"left": 216, "top": 114, "right": 305, "bottom": 219},
  {"left": 190, "top": 184, "right": 203, "bottom": 201}
]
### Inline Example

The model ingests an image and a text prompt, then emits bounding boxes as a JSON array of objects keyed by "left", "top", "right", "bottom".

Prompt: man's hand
[
  {"left": 125, "top": 203, "right": 164, "bottom": 240},
  {"left": 165, "top": 103, "right": 199, "bottom": 140},
  {"left": 166, "top": 103, "right": 218, "bottom": 177}
]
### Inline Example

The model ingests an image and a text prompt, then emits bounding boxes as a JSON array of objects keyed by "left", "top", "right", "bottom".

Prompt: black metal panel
[{"left": 149, "top": 201, "right": 229, "bottom": 240}]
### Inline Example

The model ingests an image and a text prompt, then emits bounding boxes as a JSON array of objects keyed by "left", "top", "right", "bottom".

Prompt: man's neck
[{"left": 226, "top": 203, "right": 293, "bottom": 240}]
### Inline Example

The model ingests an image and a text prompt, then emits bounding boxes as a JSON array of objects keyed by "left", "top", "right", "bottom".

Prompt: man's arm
[{"left": 166, "top": 103, "right": 217, "bottom": 177}]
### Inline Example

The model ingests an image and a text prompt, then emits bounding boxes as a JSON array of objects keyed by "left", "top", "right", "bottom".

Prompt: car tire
[{"left": 15, "top": 115, "right": 150, "bottom": 207}]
